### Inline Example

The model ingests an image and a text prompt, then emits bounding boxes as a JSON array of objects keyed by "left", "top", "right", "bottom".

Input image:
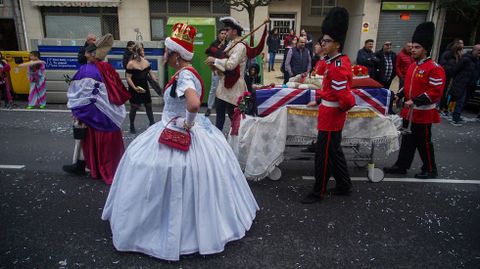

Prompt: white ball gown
[{"left": 101, "top": 68, "right": 259, "bottom": 261}]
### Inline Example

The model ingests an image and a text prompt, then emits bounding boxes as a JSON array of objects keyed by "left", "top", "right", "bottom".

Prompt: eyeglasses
[{"left": 320, "top": 39, "right": 334, "bottom": 44}]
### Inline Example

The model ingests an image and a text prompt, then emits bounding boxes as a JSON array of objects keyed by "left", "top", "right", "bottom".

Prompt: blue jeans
[
  {"left": 207, "top": 72, "right": 220, "bottom": 109},
  {"left": 452, "top": 89, "right": 467, "bottom": 122},
  {"left": 268, "top": 52, "right": 276, "bottom": 69}
]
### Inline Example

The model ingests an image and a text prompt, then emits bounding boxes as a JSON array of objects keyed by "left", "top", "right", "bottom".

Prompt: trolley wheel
[
  {"left": 268, "top": 167, "right": 282, "bottom": 181},
  {"left": 367, "top": 167, "right": 384, "bottom": 183},
  {"left": 354, "top": 160, "right": 369, "bottom": 168}
]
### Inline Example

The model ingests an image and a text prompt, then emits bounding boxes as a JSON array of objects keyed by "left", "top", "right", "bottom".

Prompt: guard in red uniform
[
  {"left": 384, "top": 22, "right": 445, "bottom": 179},
  {"left": 301, "top": 7, "right": 356, "bottom": 204}
]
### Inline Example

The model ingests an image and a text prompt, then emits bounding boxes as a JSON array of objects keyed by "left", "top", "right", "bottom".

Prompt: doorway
[{"left": 0, "top": 19, "right": 19, "bottom": 50}]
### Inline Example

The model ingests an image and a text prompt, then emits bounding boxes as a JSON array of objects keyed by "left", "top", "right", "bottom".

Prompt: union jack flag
[
  {"left": 351, "top": 88, "right": 392, "bottom": 115},
  {"left": 256, "top": 87, "right": 320, "bottom": 117},
  {"left": 255, "top": 87, "right": 391, "bottom": 117}
]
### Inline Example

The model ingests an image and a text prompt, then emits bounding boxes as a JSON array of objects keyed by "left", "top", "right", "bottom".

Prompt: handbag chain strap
[{"left": 164, "top": 116, "right": 190, "bottom": 134}]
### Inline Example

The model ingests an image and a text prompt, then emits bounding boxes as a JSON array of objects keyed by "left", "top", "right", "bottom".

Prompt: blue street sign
[{"left": 41, "top": 57, "right": 79, "bottom": 70}]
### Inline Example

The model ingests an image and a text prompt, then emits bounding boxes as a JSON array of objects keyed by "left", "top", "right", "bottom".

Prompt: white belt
[
  {"left": 414, "top": 104, "right": 436, "bottom": 110},
  {"left": 321, "top": 100, "right": 339, "bottom": 107}
]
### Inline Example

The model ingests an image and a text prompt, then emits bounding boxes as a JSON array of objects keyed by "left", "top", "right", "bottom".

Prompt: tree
[
  {"left": 222, "top": 0, "right": 272, "bottom": 36},
  {"left": 438, "top": 0, "right": 480, "bottom": 44}
]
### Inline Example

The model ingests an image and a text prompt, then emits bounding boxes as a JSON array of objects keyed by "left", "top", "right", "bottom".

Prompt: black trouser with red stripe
[
  {"left": 395, "top": 120, "right": 437, "bottom": 173},
  {"left": 313, "top": 130, "right": 352, "bottom": 197}
]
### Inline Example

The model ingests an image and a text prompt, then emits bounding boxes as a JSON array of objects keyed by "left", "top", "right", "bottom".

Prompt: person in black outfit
[
  {"left": 266, "top": 28, "right": 281, "bottom": 72},
  {"left": 125, "top": 43, "right": 157, "bottom": 134},
  {"left": 77, "top": 34, "right": 97, "bottom": 65},
  {"left": 374, "top": 41, "right": 397, "bottom": 89},
  {"left": 356, "top": 39, "right": 377, "bottom": 77},
  {"left": 300, "top": 29, "right": 314, "bottom": 57},
  {"left": 245, "top": 63, "right": 261, "bottom": 115},
  {"left": 281, "top": 37, "right": 297, "bottom": 84},
  {"left": 449, "top": 44, "right": 480, "bottom": 125},
  {"left": 122, "top": 41, "right": 135, "bottom": 69},
  {"left": 438, "top": 39, "right": 464, "bottom": 115}
]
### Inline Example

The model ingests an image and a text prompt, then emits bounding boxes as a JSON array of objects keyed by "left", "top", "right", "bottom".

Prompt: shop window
[
  {"left": 149, "top": 0, "right": 229, "bottom": 40},
  {"left": 311, "top": 0, "right": 336, "bottom": 16},
  {"left": 169, "top": 0, "right": 189, "bottom": 13},
  {"left": 190, "top": 0, "right": 211, "bottom": 13},
  {"left": 151, "top": 18, "right": 166, "bottom": 40},
  {"left": 42, "top": 7, "right": 119, "bottom": 40}
]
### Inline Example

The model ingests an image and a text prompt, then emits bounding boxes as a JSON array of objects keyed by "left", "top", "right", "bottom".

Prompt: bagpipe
[{"left": 206, "top": 19, "right": 270, "bottom": 88}]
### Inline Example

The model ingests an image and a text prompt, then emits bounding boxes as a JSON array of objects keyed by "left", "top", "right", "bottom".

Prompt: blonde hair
[{"left": 131, "top": 42, "right": 144, "bottom": 62}]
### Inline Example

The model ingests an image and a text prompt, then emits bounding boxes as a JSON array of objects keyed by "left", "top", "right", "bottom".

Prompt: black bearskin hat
[
  {"left": 412, "top": 22, "right": 435, "bottom": 53},
  {"left": 321, "top": 7, "right": 349, "bottom": 51}
]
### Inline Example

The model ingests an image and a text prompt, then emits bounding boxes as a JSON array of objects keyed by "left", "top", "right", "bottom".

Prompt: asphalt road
[{"left": 1, "top": 108, "right": 480, "bottom": 268}]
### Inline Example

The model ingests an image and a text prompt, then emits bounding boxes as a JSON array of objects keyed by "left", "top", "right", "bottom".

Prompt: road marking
[
  {"left": 301, "top": 176, "right": 480, "bottom": 184},
  {"left": 0, "top": 165, "right": 26, "bottom": 169},
  {"left": 3, "top": 108, "right": 217, "bottom": 116}
]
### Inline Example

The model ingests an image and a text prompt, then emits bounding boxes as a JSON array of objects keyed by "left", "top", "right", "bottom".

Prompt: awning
[{"left": 31, "top": 0, "right": 121, "bottom": 7}]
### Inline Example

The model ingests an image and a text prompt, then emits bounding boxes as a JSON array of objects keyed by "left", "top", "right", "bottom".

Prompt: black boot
[
  {"left": 130, "top": 125, "right": 136, "bottom": 134},
  {"left": 205, "top": 108, "right": 211, "bottom": 117},
  {"left": 327, "top": 187, "right": 352, "bottom": 196},
  {"left": 414, "top": 170, "right": 437, "bottom": 179},
  {"left": 62, "top": 160, "right": 86, "bottom": 176},
  {"left": 383, "top": 165, "right": 407, "bottom": 174},
  {"left": 300, "top": 192, "right": 322, "bottom": 204}
]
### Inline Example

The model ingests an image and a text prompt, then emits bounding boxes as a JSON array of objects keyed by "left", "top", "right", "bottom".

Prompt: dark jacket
[
  {"left": 449, "top": 52, "right": 479, "bottom": 98},
  {"left": 374, "top": 50, "right": 397, "bottom": 85},
  {"left": 122, "top": 50, "right": 133, "bottom": 69},
  {"left": 205, "top": 38, "right": 227, "bottom": 57},
  {"left": 281, "top": 47, "right": 291, "bottom": 73},
  {"left": 267, "top": 35, "right": 281, "bottom": 53},
  {"left": 356, "top": 47, "right": 377, "bottom": 77},
  {"left": 439, "top": 50, "right": 460, "bottom": 79},
  {"left": 77, "top": 42, "right": 88, "bottom": 65},
  {"left": 286, "top": 47, "right": 311, "bottom": 76}
]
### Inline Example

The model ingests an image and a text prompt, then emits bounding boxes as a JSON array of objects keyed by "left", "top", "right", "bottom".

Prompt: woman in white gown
[{"left": 101, "top": 23, "right": 259, "bottom": 261}]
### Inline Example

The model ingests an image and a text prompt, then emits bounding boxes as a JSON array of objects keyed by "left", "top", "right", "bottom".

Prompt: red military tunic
[
  {"left": 400, "top": 58, "right": 445, "bottom": 124},
  {"left": 317, "top": 54, "right": 356, "bottom": 131},
  {"left": 313, "top": 57, "right": 327, "bottom": 76}
]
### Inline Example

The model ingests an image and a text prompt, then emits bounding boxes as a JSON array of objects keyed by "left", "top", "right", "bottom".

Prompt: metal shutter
[{"left": 376, "top": 11, "right": 427, "bottom": 53}]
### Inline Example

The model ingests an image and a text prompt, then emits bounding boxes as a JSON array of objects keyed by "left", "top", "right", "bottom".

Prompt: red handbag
[{"left": 158, "top": 117, "right": 191, "bottom": 151}]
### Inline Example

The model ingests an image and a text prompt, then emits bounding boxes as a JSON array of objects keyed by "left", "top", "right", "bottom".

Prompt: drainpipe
[{"left": 18, "top": 0, "right": 29, "bottom": 51}]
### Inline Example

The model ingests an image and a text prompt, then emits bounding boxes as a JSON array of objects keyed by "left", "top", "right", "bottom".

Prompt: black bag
[
  {"left": 147, "top": 73, "right": 162, "bottom": 96},
  {"left": 73, "top": 126, "right": 87, "bottom": 139}
]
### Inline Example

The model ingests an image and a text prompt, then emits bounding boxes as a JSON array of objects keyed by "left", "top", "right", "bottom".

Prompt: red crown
[{"left": 170, "top": 23, "right": 196, "bottom": 53}]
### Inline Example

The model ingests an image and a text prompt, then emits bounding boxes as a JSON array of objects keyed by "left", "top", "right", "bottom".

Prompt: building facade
[
  {"left": 0, "top": 0, "right": 27, "bottom": 50},
  {"left": 13, "top": 0, "right": 446, "bottom": 59}
]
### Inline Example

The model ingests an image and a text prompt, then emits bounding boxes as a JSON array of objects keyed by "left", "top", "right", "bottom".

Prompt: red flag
[{"left": 246, "top": 24, "right": 268, "bottom": 59}]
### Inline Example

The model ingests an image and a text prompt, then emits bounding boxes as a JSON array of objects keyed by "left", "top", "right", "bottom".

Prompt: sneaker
[
  {"left": 26, "top": 106, "right": 34, "bottom": 109},
  {"left": 39, "top": 105, "right": 46, "bottom": 109},
  {"left": 130, "top": 126, "right": 136, "bottom": 134},
  {"left": 300, "top": 192, "right": 322, "bottom": 204}
]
